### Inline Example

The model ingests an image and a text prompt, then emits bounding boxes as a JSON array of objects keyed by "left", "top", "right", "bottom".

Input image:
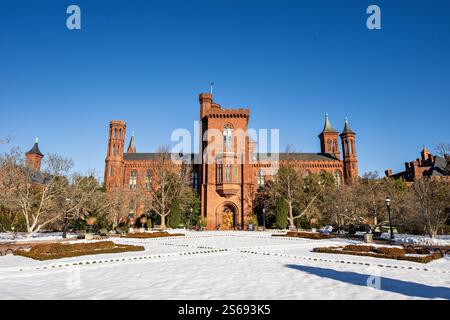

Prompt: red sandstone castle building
[{"left": 104, "top": 93, "right": 359, "bottom": 230}]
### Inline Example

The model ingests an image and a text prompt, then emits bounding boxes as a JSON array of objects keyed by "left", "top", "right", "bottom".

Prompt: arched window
[
  {"left": 109, "top": 165, "right": 113, "bottom": 177},
  {"left": 117, "top": 145, "right": 120, "bottom": 156},
  {"left": 233, "top": 166, "right": 239, "bottom": 182},
  {"left": 217, "top": 164, "right": 223, "bottom": 183},
  {"left": 114, "top": 129, "right": 117, "bottom": 139},
  {"left": 129, "top": 170, "right": 137, "bottom": 190},
  {"left": 326, "top": 139, "right": 332, "bottom": 152},
  {"left": 344, "top": 140, "right": 349, "bottom": 154},
  {"left": 257, "top": 170, "right": 265, "bottom": 191},
  {"left": 145, "top": 170, "right": 153, "bottom": 190},
  {"left": 118, "top": 129, "right": 122, "bottom": 140},
  {"left": 223, "top": 124, "right": 233, "bottom": 150},
  {"left": 225, "top": 164, "right": 232, "bottom": 183},
  {"left": 112, "top": 145, "right": 116, "bottom": 156}
]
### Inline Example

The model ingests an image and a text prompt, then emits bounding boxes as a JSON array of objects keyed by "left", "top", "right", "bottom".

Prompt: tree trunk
[
  {"left": 288, "top": 201, "right": 295, "bottom": 228},
  {"left": 160, "top": 215, "right": 166, "bottom": 229}
]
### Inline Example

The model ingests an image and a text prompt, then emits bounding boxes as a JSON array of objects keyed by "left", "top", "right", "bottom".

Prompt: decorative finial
[
  {"left": 132, "top": 131, "right": 135, "bottom": 137},
  {"left": 345, "top": 117, "right": 349, "bottom": 124},
  {"left": 325, "top": 112, "right": 329, "bottom": 118},
  {"left": 35, "top": 137, "right": 39, "bottom": 143},
  {"left": 210, "top": 82, "right": 215, "bottom": 95}
]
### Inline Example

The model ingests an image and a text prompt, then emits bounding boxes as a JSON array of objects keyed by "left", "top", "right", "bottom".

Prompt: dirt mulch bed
[
  {"left": 313, "top": 245, "right": 443, "bottom": 264},
  {"left": 15, "top": 241, "right": 145, "bottom": 261},
  {"left": 120, "top": 232, "right": 185, "bottom": 239},
  {"left": 273, "top": 231, "right": 334, "bottom": 240}
]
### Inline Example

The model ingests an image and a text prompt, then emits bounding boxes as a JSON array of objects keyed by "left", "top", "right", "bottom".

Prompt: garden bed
[
  {"left": 273, "top": 231, "right": 334, "bottom": 240},
  {"left": 313, "top": 245, "right": 443, "bottom": 264},
  {"left": 15, "top": 241, "right": 145, "bottom": 261},
  {"left": 120, "top": 232, "right": 185, "bottom": 239}
]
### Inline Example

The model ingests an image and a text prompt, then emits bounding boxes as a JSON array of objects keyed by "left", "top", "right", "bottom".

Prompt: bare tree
[
  {"left": 435, "top": 143, "right": 450, "bottom": 157},
  {"left": 0, "top": 150, "right": 74, "bottom": 239},
  {"left": 412, "top": 178, "right": 450, "bottom": 238},
  {"left": 142, "top": 146, "right": 192, "bottom": 229}
]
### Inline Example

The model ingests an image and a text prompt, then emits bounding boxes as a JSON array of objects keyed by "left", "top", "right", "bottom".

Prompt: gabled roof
[{"left": 127, "top": 133, "right": 136, "bottom": 153}]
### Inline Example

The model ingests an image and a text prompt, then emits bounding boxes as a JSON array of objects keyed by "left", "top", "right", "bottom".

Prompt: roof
[
  {"left": 258, "top": 153, "right": 340, "bottom": 162},
  {"left": 124, "top": 153, "right": 192, "bottom": 162},
  {"left": 341, "top": 118, "right": 355, "bottom": 135},
  {"left": 124, "top": 152, "right": 340, "bottom": 163},
  {"left": 127, "top": 134, "right": 136, "bottom": 153},
  {"left": 26, "top": 141, "right": 44, "bottom": 157},
  {"left": 429, "top": 156, "right": 450, "bottom": 176},
  {"left": 321, "top": 114, "right": 338, "bottom": 133}
]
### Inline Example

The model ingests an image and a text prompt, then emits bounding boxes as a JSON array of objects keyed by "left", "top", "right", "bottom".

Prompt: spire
[
  {"left": 321, "top": 113, "right": 338, "bottom": 133},
  {"left": 127, "top": 132, "right": 136, "bottom": 154},
  {"left": 341, "top": 117, "right": 355, "bottom": 135},
  {"left": 26, "top": 138, "right": 44, "bottom": 156}
]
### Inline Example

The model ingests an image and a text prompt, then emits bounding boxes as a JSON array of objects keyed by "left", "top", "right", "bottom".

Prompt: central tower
[{"left": 198, "top": 93, "right": 251, "bottom": 230}]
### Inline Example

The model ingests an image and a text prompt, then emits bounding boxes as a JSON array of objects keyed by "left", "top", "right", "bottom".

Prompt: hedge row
[
  {"left": 15, "top": 241, "right": 145, "bottom": 261},
  {"left": 273, "top": 232, "right": 334, "bottom": 240},
  {"left": 121, "top": 232, "right": 185, "bottom": 239},
  {"left": 313, "top": 246, "right": 442, "bottom": 264}
]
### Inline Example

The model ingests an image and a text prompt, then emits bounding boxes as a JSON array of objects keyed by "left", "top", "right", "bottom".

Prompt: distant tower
[
  {"left": 340, "top": 118, "right": 358, "bottom": 183},
  {"left": 104, "top": 120, "right": 126, "bottom": 190},
  {"left": 127, "top": 132, "right": 136, "bottom": 154},
  {"left": 25, "top": 138, "right": 44, "bottom": 171},
  {"left": 318, "top": 114, "right": 341, "bottom": 160}
]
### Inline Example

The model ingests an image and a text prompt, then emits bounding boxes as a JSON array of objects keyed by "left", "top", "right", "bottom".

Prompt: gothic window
[
  {"left": 223, "top": 124, "right": 233, "bottom": 150},
  {"left": 114, "top": 129, "right": 117, "bottom": 139},
  {"left": 326, "top": 139, "right": 331, "bottom": 152},
  {"left": 217, "top": 164, "right": 223, "bottom": 183},
  {"left": 334, "top": 140, "right": 339, "bottom": 153},
  {"left": 117, "top": 145, "right": 120, "bottom": 156},
  {"left": 233, "top": 166, "right": 239, "bottom": 182},
  {"left": 145, "top": 170, "right": 153, "bottom": 190},
  {"left": 118, "top": 129, "right": 122, "bottom": 140},
  {"left": 109, "top": 165, "right": 113, "bottom": 177},
  {"left": 349, "top": 140, "right": 353, "bottom": 154},
  {"left": 129, "top": 170, "right": 137, "bottom": 190},
  {"left": 344, "top": 140, "right": 349, "bottom": 154},
  {"left": 112, "top": 145, "right": 116, "bottom": 156},
  {"left": 225, "top": 164, "right": 232, "bottom": 183},
  {"left": 257, "top": 170, "right": 265, "bottom": 191}
]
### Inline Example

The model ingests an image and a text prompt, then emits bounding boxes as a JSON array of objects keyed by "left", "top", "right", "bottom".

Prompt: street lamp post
[
  {"left": 262, "top": 208, "right": 266, "bottom": 231},
  {"left": 385, "top": 197, "right": 395, "bottom": 240}
]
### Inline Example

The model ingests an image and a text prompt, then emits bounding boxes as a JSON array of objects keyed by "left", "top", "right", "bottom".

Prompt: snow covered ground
[{"left": 0, "top": 231, "right": 449, "bottom": 300}]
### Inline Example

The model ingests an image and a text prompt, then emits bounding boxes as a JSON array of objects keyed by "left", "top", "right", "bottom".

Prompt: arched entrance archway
[{"left": 216, "top": 202, "right": 239, "bottom": 230}]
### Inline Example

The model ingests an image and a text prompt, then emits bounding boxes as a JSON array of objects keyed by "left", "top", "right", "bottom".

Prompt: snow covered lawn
[{"left": 0, "top": 231, "right": 449, "bottom": 300}]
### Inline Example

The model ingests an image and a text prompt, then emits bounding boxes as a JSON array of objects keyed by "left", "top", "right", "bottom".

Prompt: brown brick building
[
  {"left": 104, "top": 93, "right": 358, "bottom": 230},
  {"left": 385, "top": 147, "right": 450, "bottom": 182}
]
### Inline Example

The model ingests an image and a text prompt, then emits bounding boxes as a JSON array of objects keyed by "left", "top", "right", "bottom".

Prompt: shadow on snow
[{"left": 286, "top": 264, "right": 450, "bottom": 300}]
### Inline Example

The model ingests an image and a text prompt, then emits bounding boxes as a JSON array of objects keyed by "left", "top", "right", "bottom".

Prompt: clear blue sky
[{"left": 1, "top": 0, "right": 449, "bottom": 176}]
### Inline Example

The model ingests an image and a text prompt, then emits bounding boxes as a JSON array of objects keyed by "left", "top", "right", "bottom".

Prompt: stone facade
[{"left": 104, "top": 93, "right": 359, "bottom": 230}]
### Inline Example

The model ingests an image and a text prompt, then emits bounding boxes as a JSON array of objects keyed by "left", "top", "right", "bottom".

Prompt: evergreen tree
[
  {"left": 274, "top": 198, "right": 289, "bottom": 229},
  {"left": 169, "top": 197, "right": 183, "bottom": 228}
]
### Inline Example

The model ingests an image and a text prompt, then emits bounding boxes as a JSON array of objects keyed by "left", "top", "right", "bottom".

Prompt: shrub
[
  {"left": 343, "top": 245, "right": 374, "bottom": 252},
  {"left": 313, "top": 246, "right": 443, "bottom": 264},
  {"left": 280, "top": 232, "right": 334, "bottom": 240},
  {"left": 15, "top": 241, "right": 145, "bottom": 261},
  {"left": 121, "top": 232, "right": 185, "bottom": 239}
]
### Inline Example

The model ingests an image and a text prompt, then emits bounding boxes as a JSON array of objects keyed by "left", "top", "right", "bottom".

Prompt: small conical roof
[
  {"left": 341, "top": 118, "right": 355, "bottom": 135},
  {"left": 127, "top": 132, "right": 136, "bottom": 153},
  {"left": 26, "top": 138, "right": 44, "bottom": 156},
  {"left": 321, "top": 113, "right": 338, "bottom": 133}
]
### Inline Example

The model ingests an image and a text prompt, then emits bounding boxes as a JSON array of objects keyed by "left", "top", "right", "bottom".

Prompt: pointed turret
[
  {"left": 321, "top": 113, "right": 338, "bottom": 133},
  {"left": 318, "top": 114, "right": 340, "bottom": 159},
  {"left": 127, "top": 132, "right": 136, "bottom": 154},
  {"left": 25, "top": 138, "right": 44, "bottom": 171},
  {"left": 341, "top": 117, "right": 355, "bottom": 135},
  {"left": 340, "top": 118, "right": 358, "bottom": 183}
]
